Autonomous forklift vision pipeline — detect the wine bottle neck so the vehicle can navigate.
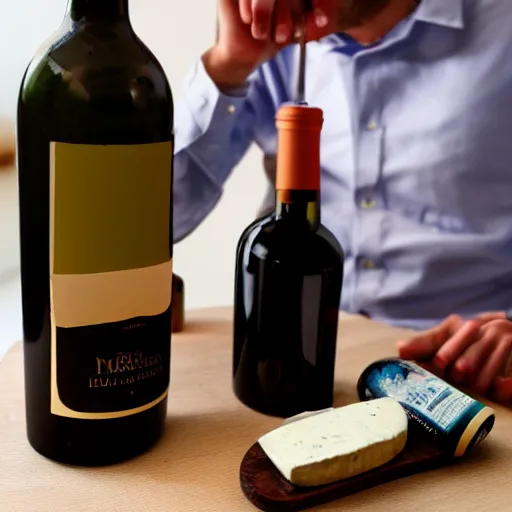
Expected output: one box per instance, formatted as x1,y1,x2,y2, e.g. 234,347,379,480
275,190,320,229
67,0,129,22
274,103,324,231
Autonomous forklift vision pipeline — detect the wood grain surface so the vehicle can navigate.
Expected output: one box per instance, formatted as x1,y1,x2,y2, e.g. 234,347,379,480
1,307,512,512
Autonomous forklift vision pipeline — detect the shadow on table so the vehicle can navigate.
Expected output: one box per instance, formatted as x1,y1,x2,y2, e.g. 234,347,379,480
103,386,356,469
93,380,358,484
178,318,232,336
90,409,272,486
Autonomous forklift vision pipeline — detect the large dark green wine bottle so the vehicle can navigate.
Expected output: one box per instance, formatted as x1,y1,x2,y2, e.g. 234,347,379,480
17,0,174,466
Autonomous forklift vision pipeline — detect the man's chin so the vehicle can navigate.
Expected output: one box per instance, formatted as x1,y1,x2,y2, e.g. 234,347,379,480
333,0,392,31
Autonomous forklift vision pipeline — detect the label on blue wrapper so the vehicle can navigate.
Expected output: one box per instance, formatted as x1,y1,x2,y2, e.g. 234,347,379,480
363,360,478,434
357,358,496,457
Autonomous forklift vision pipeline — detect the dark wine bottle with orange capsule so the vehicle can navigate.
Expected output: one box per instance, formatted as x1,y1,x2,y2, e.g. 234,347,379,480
232,103,345,418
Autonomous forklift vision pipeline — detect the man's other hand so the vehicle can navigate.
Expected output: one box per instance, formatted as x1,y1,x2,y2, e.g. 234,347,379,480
396,312,512,404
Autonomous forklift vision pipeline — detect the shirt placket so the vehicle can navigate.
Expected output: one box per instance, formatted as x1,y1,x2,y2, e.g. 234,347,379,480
350,57,386,317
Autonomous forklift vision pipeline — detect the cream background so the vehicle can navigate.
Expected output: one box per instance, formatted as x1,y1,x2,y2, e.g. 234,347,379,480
0,0,267,357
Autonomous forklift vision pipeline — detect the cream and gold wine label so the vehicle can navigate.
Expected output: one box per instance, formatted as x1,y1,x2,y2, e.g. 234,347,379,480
49,141,173,419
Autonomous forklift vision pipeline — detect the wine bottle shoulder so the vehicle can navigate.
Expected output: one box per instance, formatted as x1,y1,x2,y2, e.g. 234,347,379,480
18,22,173,145
316,223,345,260
236,216,345,273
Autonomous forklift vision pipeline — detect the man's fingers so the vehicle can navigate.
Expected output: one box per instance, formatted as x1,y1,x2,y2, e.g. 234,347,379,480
474,335,512,395
459,319,508,380
434,320,481,370
397,327,447,361
494,376,512,404
477,311,506,323
239,0,253,24
304,0,334,41
251,0,276,39
241,0,335,44
396,315,463,361
272,0,293,44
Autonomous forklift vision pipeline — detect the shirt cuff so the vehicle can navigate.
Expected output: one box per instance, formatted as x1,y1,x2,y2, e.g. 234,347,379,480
182,57,249,135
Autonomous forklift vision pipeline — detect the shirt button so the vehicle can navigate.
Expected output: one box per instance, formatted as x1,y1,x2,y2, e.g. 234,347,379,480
366,120,378,131
360,198,376,209
227,104,236,114
361,259,376,270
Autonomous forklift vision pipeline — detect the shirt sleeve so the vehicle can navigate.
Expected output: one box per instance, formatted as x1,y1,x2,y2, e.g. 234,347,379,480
173,57,275,243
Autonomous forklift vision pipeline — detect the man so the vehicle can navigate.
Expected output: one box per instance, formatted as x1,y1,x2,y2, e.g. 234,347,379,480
173,0,512,403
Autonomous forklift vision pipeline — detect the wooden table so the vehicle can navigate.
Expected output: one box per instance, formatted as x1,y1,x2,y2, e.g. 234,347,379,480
1,307,512,512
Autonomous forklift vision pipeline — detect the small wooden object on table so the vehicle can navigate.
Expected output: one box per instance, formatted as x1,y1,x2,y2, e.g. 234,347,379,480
0,118,15,169
171,273,185,332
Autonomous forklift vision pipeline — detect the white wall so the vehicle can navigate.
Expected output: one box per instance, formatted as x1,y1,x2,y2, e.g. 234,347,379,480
0,0,266,353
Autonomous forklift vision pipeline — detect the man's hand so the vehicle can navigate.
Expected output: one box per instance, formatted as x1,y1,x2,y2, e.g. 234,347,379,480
204,0,336,91
396,312,512,402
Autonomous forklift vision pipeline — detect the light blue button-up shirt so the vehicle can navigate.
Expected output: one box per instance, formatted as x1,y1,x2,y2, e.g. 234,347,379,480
173,0,512,331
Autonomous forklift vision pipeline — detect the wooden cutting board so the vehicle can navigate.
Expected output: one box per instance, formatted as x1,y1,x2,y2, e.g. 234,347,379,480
240,423,457,512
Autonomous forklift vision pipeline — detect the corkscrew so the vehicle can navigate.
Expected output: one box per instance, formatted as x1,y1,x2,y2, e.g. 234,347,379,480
295,0,313,104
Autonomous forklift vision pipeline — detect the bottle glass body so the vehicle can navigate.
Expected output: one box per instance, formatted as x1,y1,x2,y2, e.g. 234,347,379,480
17,0,174,465
233,190,344,418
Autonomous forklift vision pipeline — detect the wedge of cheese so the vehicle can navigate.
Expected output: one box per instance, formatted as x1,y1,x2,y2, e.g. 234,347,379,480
283,408,334,425
258,397,408,487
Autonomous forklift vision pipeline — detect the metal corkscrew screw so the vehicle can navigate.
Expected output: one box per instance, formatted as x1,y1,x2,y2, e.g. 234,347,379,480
296,0,313,104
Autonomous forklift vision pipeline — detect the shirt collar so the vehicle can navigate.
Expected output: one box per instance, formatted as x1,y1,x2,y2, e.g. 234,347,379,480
413,0,465,29
317,0,465,52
